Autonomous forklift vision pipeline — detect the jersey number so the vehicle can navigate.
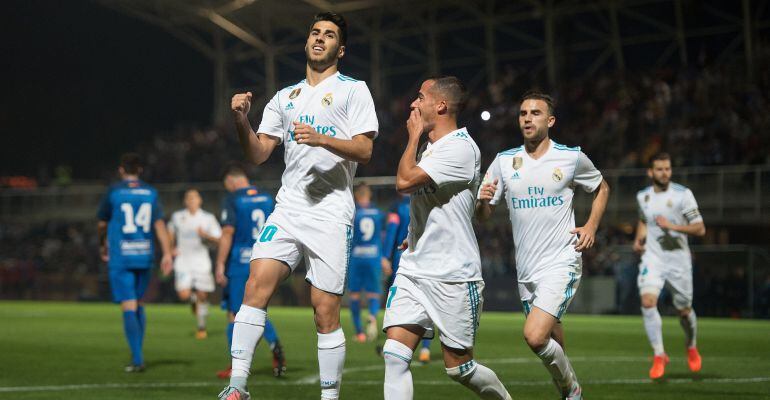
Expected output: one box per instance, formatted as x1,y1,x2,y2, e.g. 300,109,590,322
251,209,266,240
359,217,375,241
121,202,152,233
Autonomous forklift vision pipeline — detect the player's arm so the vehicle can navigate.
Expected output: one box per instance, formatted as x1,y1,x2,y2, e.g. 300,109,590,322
572,178,611,251
97,220,108,262
396,109,432,193
215,226,234,285
475,179,498,221
654,217,705,237
293,126,375,164
154,220,174,276
633,220,647,254
232,92,281,165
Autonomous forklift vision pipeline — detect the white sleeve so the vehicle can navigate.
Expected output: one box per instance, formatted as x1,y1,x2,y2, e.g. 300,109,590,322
206,214,223,239
167,212,178,234
637,195,647,223
256,92,285,144
418,138,476,187
347,82,379,138
574,151,603,193
478,155,505,206
681,189,703,224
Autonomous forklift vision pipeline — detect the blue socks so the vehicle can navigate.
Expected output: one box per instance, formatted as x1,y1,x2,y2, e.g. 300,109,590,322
422,338,431,349
367,297,380,318
136,306,146,347
227,322,235,352
263,319,279,346
122,311,144,366
350,299,363,334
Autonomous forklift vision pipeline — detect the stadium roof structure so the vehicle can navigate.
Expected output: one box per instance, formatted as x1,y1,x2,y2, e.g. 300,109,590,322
98,0,768,124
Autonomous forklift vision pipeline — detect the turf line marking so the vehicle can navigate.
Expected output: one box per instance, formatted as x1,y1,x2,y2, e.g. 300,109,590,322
1,376,769,392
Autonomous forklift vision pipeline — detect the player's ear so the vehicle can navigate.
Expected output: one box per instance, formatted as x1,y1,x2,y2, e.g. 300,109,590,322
437,100,448,115
547,115,556,128
337,45,345,59
647,169,653,179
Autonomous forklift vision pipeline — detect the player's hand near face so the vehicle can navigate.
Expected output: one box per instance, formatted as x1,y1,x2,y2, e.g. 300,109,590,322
478,179,499,203
406,108,424,141
231,92,252,116
215,262,228,286
293,122,326,146
571,223,598,251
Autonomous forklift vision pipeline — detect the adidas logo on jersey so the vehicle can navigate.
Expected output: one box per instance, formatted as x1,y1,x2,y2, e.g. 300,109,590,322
511,172,521,180
285,102,295,110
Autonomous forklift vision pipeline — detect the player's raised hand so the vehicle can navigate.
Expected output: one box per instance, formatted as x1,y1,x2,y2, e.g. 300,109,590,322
478,179,499,202
654,215,671,230
406,108,424,140
231,92,252,116
571,224,597,252
293,122,326,147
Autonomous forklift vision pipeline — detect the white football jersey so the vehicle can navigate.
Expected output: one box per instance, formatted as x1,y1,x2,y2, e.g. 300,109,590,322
636,182,702,267
257,72,379,225
397,128,483,282
482,140,603,282
168,209,222,270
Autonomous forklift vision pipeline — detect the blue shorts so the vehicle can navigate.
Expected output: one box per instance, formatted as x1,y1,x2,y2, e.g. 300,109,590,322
222,275,248,314
109,267,152,303
347,257,382,294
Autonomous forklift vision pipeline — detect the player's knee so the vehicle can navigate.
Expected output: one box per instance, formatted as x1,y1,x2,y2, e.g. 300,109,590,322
523,330,548,352
349,292,361,301
678,307,691,318
641,296,657,309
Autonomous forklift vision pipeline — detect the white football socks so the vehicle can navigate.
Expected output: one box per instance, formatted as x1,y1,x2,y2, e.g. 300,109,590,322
196,301,208,330
383,339,414,400
230,305,267,389
680,309,697,348
642,306,665,355
318,328,346,400
446,360,512,400
537,338,577,395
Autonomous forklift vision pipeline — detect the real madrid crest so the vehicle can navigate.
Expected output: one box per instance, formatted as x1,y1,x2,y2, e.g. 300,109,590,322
666,199,673,208
289,88,301,99
644,194,650,203
321,92,333,107
512,157,523,170
552,167,563,182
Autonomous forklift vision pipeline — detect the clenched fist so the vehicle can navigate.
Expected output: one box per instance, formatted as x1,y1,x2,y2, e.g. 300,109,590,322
478,178,498,202
231,92,253,116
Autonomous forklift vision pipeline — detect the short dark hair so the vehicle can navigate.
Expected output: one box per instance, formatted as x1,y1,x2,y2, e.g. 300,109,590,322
427,75,468,115
222,162,248,180
649,152,671,167
520,91,556,116
311,12,347,46
120,153,142,175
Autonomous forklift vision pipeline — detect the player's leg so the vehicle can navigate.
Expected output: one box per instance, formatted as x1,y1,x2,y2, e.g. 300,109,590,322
348,259,365,341
227,259,290,392
195,289,210,339
551,321,565,350
110,268,149,372
365,258,383,341
524,307,579,398
261,318,286,377
669,272,701,372
638,263,668,378
383,325,423,400
418,339,432,363
310,286,346,400
438,281,510,400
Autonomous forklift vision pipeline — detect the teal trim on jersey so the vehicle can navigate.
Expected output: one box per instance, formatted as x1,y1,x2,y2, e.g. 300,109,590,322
468,282,480,342
522,300,531,316
386,286,397,308
552,142,581,152
557,272,578,319
337,74,359,82
671,183,687,192
498,146,523,156
383,351,411,363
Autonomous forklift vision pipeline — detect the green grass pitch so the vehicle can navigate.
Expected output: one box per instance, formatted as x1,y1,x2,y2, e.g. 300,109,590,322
1,301,768,399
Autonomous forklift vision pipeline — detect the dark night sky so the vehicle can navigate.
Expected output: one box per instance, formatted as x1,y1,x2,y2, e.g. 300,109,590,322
1,1,213,179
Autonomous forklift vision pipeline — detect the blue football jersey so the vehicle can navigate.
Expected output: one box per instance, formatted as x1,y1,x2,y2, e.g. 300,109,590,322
351,204,385,259
221,186,275,277
383,195,410,263
97,179,163,269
